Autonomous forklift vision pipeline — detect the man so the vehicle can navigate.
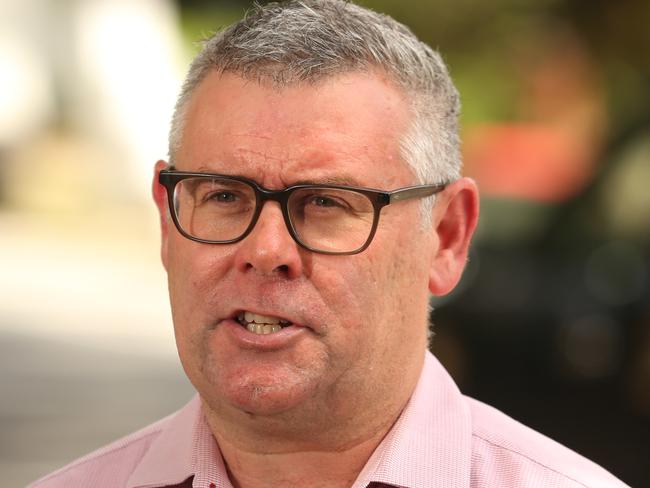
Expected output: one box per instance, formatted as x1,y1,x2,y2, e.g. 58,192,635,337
31,1,629,487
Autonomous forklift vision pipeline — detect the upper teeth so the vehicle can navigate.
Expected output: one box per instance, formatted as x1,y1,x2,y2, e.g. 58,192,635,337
237,311,291,334
241,311,290,325
238,311,291,335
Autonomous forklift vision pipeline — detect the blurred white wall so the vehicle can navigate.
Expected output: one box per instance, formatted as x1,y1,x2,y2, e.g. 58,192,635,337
0,0,184,202
0,4,195,486
0,0,188,353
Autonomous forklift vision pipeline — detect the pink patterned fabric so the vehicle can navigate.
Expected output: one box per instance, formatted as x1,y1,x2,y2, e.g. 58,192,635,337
29,352,629,488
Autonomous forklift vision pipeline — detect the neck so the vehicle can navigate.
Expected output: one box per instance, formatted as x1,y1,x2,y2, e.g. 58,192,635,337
201,376,417,488
201,343,427,488
212,428,390,488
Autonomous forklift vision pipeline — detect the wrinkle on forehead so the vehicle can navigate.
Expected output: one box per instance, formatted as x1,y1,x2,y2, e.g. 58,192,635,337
190,139,408,189
177,71,415,189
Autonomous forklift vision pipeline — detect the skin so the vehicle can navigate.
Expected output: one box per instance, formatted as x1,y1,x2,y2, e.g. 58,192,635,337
153,70,479,488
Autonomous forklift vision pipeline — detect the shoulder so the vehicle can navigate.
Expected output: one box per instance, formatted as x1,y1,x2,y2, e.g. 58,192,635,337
467,397,630,488
27,415,171,488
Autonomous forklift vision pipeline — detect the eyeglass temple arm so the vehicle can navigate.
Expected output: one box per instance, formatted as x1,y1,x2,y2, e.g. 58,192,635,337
388,184,446,203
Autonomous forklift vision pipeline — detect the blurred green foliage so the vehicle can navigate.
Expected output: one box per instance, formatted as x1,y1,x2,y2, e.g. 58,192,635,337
178,0,649,132
178,2,248,57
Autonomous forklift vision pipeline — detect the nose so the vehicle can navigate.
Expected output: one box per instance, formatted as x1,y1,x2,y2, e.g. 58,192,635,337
233,201,304,279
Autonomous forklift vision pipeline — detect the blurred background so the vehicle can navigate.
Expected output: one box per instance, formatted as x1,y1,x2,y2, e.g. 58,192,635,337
0,0,648,486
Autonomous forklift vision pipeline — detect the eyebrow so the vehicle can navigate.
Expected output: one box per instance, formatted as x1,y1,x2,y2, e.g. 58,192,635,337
292,175,367,187
188,165,369,189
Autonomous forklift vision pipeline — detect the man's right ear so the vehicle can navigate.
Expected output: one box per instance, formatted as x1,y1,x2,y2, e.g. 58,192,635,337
152,160,170,270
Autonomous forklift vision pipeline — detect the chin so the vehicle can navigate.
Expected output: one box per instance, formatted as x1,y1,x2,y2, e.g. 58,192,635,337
201,361,321,418
228,384,309,416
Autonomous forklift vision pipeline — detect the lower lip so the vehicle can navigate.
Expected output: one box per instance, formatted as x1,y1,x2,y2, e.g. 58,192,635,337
220,318,310,350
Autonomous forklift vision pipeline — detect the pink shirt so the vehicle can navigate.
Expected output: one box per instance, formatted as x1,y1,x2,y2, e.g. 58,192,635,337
29,352,629,488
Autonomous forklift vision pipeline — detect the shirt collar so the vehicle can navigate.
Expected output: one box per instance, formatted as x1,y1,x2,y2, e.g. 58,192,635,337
352,351,473,488
191,406,233,488
127,395,213,488
127,351,471,488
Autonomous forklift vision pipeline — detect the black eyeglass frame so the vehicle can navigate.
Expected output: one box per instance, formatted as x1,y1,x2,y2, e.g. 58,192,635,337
158,168,447,255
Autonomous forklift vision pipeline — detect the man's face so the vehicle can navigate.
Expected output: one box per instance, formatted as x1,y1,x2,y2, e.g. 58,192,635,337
156,71,439,432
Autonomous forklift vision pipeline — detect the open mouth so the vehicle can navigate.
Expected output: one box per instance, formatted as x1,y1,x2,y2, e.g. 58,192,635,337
235,311,293,335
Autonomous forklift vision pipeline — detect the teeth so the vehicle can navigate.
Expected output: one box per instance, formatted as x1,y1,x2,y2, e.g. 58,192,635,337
247,324,282,335
240,311,290,335
245,311,283,324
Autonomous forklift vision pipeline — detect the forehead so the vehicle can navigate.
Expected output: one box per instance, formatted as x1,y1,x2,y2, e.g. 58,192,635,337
176,70,415,187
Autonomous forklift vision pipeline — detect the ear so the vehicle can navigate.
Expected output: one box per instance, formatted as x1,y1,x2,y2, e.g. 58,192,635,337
428,177,479,296
152,160,171,270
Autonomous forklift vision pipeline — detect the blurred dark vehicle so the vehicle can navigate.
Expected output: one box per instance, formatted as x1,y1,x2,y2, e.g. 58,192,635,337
432,121,650,486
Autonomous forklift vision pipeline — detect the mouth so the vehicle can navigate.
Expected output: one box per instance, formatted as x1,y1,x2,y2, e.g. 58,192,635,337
235,311,293,335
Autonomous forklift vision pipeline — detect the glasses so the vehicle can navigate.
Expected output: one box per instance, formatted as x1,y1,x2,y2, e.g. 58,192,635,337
158,169,446,255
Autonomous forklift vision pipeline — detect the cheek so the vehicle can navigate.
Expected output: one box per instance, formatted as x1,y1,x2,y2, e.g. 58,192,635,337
166,237,235,348
313,254,395,352
166,239,239,392
168,237,232,304
363,224,432,330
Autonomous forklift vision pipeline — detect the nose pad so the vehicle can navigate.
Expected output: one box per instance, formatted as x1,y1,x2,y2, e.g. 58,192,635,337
233,202,303,278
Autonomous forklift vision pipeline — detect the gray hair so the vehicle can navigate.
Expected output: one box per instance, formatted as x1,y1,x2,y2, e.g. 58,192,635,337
169,0,461,203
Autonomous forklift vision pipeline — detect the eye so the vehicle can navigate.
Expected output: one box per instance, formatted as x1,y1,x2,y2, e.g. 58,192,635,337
304,194,353,212
310,195,342,208
208,191,237,203
291,188,372,220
